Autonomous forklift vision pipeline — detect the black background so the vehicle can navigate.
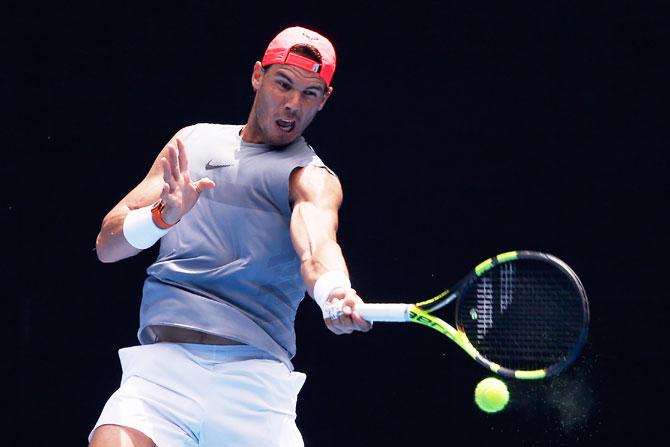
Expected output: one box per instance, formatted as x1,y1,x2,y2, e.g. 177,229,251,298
6,0,667,445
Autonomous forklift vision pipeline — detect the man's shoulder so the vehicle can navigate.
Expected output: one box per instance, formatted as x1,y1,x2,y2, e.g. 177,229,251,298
185,123,243,134
284,138,337,177
286,136,323,158
177,123,245,145
289,163,343,206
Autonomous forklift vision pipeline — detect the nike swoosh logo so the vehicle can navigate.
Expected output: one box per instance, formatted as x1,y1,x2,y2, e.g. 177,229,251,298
205,160,234,170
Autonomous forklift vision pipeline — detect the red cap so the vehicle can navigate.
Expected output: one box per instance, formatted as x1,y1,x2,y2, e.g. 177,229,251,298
261,26,336,87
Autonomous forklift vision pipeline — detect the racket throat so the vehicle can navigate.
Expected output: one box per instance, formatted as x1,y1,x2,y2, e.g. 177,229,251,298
422,291,459,313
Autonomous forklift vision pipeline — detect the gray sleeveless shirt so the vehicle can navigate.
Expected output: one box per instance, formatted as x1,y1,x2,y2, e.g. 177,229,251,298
138,123,327,369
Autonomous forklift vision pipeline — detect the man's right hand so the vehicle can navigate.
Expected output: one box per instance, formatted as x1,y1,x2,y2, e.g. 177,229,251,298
159,138,216,224
323,288,373,335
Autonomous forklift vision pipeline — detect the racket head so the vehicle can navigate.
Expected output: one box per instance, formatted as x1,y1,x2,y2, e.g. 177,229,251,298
418,251,589,379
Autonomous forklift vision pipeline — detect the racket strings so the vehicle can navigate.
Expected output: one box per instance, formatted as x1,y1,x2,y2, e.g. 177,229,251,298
457,260,586,372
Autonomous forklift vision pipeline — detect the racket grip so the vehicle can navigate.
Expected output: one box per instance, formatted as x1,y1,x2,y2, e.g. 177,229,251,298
323,302,411,322
353,303,411,322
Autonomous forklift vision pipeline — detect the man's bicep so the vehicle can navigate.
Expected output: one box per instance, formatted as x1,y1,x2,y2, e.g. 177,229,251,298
289,166,343,262
289,166,349,292
289,165,343,211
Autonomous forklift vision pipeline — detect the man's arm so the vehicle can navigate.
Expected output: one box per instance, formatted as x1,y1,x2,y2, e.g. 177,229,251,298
289,165,371,334
95,128,215,263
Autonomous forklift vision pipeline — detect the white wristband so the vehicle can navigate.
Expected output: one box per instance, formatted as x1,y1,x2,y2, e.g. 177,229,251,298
313,271,351,311
122,205,170,249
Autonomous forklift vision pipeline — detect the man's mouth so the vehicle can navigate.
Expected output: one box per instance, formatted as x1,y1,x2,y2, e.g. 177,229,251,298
276,119,296,133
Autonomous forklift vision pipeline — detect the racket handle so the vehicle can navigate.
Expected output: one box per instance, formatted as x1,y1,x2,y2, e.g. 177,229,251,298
324,302,411,322
357,303,411,322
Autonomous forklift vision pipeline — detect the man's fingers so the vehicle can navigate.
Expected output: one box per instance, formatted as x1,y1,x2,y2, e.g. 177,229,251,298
324,313,353,335
351,299,373,331
166,144,180,181
161,182,170,200
324,309,360,335
194,177,216,191
336,313,354,333
331,323,352,335
161,158,176,189
325,320,344,335
190,178,216,197
323,289,372,335
352,312,373,332
176,138,189,174
339,292,358,316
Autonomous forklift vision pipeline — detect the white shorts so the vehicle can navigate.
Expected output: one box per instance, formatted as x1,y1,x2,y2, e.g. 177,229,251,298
89,343,306,447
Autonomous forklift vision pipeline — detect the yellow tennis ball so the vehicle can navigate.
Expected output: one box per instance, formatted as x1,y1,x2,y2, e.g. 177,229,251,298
474,377,509,413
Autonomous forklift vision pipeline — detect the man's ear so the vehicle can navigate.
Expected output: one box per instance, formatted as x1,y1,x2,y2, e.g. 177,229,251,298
251,61,265,92
319,86,334,111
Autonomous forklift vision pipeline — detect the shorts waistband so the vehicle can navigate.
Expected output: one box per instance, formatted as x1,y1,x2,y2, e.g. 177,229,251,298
150,325,244,345
144,341,279,364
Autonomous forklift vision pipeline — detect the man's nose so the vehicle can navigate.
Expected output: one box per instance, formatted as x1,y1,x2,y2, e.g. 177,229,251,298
284,90,302,111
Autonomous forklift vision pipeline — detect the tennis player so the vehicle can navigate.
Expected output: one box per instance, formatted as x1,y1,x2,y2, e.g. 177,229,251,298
89,26,371,447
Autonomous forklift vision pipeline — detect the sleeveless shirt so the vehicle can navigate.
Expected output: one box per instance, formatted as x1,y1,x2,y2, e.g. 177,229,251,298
138,123,328,369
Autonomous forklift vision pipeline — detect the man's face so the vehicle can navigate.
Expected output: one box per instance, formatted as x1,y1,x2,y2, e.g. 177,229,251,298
245,62,332,146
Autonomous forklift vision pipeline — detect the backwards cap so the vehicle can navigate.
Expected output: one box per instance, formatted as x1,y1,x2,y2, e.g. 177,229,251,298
261,26,336,87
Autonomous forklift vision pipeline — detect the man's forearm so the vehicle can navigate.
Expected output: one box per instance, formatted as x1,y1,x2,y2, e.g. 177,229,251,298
300,240,349,297
95,207,143,263
290,200,348,295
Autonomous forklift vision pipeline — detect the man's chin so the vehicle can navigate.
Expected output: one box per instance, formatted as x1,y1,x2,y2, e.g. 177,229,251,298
268,131,300,146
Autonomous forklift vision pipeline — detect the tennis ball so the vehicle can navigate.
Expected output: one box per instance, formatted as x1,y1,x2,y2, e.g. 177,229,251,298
474,377,509,413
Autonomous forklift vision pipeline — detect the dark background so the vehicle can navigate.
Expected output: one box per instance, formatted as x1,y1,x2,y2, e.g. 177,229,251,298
6,0,667,445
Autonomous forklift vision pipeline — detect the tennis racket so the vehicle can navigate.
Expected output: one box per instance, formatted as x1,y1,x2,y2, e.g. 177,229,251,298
326,250,589,379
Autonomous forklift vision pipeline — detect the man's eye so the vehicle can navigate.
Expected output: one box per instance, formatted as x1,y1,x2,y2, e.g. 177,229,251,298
304,90,318,97
277,80,290,89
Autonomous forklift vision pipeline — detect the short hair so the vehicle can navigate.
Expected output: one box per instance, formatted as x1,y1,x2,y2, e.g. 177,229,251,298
289,44,322,63
263,44,322,70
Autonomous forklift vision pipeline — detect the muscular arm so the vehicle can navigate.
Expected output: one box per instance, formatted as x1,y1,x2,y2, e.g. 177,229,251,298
95,127,214,263
289,165,346,293
289,165,370,334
